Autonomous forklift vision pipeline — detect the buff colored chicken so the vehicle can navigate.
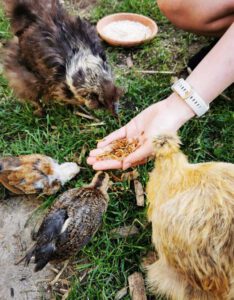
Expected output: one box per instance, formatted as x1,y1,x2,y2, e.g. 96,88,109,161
146,134,234,300
0,154,80,195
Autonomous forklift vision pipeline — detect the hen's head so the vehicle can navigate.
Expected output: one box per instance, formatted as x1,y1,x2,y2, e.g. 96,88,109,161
66,48,123,115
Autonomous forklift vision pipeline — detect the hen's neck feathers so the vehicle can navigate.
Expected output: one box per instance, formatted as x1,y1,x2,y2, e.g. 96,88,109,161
155,151,188,175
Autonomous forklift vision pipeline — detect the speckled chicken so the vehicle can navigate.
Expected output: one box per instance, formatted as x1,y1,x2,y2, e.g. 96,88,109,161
3,0,122,116
21,172,109,271
146,134,234,300
0,154,80,195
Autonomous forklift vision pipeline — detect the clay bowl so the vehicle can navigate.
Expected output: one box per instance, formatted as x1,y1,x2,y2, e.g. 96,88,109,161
96,13,158,47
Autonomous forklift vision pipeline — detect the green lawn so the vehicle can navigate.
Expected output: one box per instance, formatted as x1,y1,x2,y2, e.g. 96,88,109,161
0,0,233,299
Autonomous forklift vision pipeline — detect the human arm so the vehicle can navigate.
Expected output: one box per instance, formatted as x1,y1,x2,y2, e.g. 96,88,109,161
87,23,234,170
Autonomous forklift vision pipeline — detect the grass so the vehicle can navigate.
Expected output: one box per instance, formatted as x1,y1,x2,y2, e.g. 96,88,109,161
0,1,234,299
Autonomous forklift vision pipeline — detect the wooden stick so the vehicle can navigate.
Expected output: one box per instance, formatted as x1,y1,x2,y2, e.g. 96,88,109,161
128,272,147,300
75,111,100,122
134,180,145,207
84,122,106,127
50,260,69,286
220,92,231,101
110,225,139,238
115,287,128,300
135,70,176,75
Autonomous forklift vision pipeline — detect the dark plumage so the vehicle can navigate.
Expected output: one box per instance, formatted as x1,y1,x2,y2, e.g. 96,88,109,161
3,0,122,116
0,154,80,195
21,172,109,271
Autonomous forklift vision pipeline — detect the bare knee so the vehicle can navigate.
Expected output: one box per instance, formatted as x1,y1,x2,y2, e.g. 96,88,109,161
157,0,201,31
157,0,234,35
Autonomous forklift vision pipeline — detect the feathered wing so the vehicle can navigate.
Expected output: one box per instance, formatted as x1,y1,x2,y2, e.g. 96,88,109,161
0,155,59,194
24,208,69,272
50,188,107,261
149,162,234,298
3,0,61,35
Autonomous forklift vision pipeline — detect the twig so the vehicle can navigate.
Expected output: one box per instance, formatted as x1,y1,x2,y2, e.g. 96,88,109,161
78,145,88,164
115,287,128,300
110,225,139,238
135,70,176,75
134,180,145,207
50,267,60,274
50,260,69,286
126,56,134,68
220,93,231,101
75,111,100,122
84,122,105,127
128,272,147,300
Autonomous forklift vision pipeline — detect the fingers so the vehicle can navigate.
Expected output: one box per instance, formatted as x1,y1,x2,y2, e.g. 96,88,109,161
89,146,112,158
131,158,148,168
87,141,153,171
122,142,153,170
97,127,126,148
87,157,122,170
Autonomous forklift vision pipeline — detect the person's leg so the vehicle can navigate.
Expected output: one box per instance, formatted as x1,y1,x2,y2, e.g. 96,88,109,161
157,0,234,36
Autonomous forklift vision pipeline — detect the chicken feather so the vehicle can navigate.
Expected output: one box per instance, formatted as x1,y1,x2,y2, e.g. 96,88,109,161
20,172,109,271
146,134,234,300
0,154,80,195
3,0,123,115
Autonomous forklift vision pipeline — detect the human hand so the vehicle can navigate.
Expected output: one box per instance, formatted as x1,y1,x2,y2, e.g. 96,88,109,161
87,94,195,170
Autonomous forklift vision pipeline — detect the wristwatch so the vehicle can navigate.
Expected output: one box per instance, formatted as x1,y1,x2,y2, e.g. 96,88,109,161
172,79,209,117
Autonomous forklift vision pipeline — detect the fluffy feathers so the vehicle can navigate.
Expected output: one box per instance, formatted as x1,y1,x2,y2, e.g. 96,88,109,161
3,0,122,115
146,133,234,300
21,172,109,271
0,154,80,195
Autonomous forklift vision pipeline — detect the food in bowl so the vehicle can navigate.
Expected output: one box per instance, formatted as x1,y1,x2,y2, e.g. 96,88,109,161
97,13,158,47
102,20,151,42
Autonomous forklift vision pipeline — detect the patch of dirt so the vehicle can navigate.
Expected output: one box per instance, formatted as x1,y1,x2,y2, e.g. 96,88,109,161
0,196,53,300
63,0,98,17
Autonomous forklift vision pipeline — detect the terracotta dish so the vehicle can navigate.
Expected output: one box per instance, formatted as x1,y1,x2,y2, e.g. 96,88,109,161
97,13,158,47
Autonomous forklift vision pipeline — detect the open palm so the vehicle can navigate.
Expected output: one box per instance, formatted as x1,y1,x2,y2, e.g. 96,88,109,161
87,97,193,170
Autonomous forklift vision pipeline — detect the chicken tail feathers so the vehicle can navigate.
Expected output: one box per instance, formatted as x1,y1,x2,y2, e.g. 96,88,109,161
153,134,182,157
33,243,56,272
16,242,56,272
4,0,38,36
3,0,61,36
14,244,36,266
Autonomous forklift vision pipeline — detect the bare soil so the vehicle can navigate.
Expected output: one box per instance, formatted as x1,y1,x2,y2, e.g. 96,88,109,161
63,0,98,17
0,196,53,300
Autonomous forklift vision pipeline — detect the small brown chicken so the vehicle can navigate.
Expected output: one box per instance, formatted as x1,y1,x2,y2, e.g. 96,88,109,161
3,0,122,116
20,172,109,271
0,154,80,195
146,134,234,300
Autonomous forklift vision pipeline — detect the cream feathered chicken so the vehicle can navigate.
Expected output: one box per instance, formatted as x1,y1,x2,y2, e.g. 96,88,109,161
146,134,234,300
0,154,79,195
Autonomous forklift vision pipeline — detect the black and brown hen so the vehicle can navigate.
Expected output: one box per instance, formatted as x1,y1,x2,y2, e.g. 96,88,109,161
3,0,122,115
21,172,109,271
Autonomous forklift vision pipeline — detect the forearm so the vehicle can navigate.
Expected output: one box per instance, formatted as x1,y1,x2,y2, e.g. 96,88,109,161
186,23,234,103
164,23,234,127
